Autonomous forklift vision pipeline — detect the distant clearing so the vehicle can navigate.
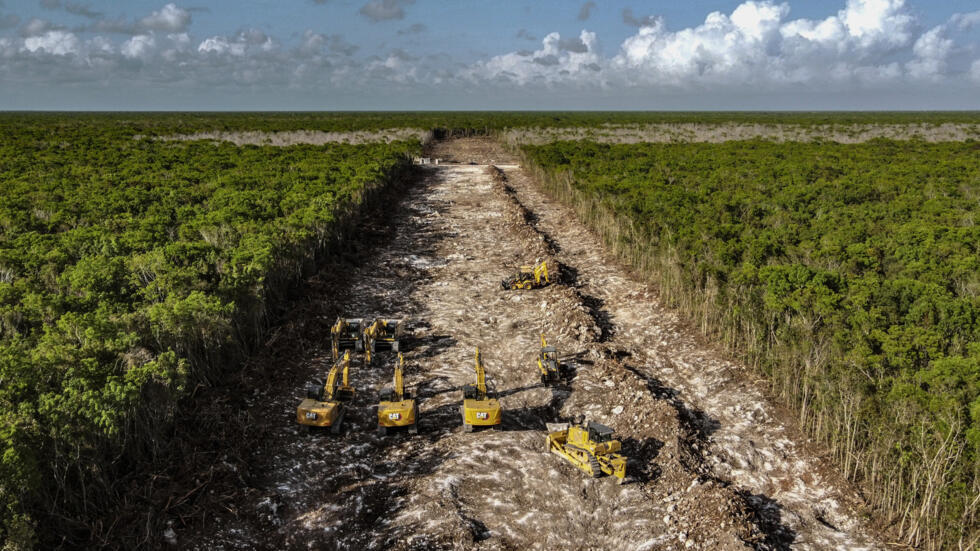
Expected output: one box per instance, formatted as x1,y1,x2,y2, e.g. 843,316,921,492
160,128,432,145
504,122,980,144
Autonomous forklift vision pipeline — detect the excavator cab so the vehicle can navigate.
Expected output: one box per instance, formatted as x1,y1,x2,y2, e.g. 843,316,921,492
461,348,501,432
587,422,614,444
297,351,355,434
364,319,404,365
501,260,551,290
331,318,365,360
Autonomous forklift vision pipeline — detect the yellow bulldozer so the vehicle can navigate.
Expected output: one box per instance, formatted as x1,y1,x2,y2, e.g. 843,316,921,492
501,260,551,290
537,334,564,385
297,350,356,434
377,353,418,436
547,420,627,481
461,348,501,432
331,317,365,360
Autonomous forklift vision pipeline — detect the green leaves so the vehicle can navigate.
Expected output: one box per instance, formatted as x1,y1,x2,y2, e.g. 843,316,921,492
524,137,980,548
0,117,419,546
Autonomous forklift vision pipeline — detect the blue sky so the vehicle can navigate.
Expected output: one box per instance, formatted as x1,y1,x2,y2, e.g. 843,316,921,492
0,0,978,109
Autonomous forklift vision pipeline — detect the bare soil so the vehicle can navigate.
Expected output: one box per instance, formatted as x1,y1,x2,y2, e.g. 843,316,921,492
155,139,883,551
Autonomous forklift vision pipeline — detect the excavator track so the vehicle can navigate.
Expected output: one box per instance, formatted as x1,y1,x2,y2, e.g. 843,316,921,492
588,454,602,478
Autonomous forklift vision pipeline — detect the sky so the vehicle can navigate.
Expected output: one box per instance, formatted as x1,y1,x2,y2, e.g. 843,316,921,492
0,0,978,110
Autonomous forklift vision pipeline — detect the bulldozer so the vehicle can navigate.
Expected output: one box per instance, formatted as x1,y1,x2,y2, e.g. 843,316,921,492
461,348,501,432
364,318,404,354
501,260,551,290
537,334,564,385
297,350,356,434
377,353,418,436
331,317,365,360
546,420,627,482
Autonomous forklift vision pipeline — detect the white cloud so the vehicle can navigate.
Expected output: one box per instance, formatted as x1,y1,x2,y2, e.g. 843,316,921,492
197,31,277,57
469,30,602,85
906,26,953,80
121,34,155,59
0,0,976,109
23,30,79,55
612,0,920,87
198,36,245,56
140,3,190,32
949,11,980,31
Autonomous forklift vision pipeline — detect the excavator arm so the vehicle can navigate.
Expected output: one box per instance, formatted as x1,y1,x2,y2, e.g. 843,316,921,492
474,348,487,397
534,261,549,284
394,353,405,401
323,363,340,401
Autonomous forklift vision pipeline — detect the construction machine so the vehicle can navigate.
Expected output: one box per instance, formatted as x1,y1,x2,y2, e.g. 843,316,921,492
364,318,404,354
377,353,418,436
501,260,551,290
297,350,356,434
461,348,501,432
537,334,563,385
331,317,365,360
547,420,627,481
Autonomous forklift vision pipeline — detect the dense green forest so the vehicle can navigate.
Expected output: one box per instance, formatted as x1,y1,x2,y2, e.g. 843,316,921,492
521,140,980,549
2,113,980,548
4,111,980,137
0,117,418,547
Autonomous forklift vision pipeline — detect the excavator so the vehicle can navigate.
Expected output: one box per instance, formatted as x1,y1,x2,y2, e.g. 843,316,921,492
461,348,501,432
501,260,551,290
364,318,404,355
331,318,365,360
537,334,563,385
377,353,418,436
296,350,356,434
547,419,627,482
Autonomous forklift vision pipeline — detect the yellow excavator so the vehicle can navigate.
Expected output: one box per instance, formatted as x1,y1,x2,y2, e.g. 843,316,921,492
331,318,365,360
364,318,404,365
461,348,501,432
537,334,563,385
547,420,627,482
501,260,551,290
377,353,418,436
296,350,355,434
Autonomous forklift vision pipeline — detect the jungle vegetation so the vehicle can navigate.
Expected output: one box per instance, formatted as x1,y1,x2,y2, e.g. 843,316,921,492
521,139,980,550
0,115,418,547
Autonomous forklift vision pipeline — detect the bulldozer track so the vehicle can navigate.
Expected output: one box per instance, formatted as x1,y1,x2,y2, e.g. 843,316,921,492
171,139,884,551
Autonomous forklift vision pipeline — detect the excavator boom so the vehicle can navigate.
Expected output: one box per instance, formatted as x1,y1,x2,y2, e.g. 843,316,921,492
474,347,487,397
394,355,404,401
377,352,417,434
